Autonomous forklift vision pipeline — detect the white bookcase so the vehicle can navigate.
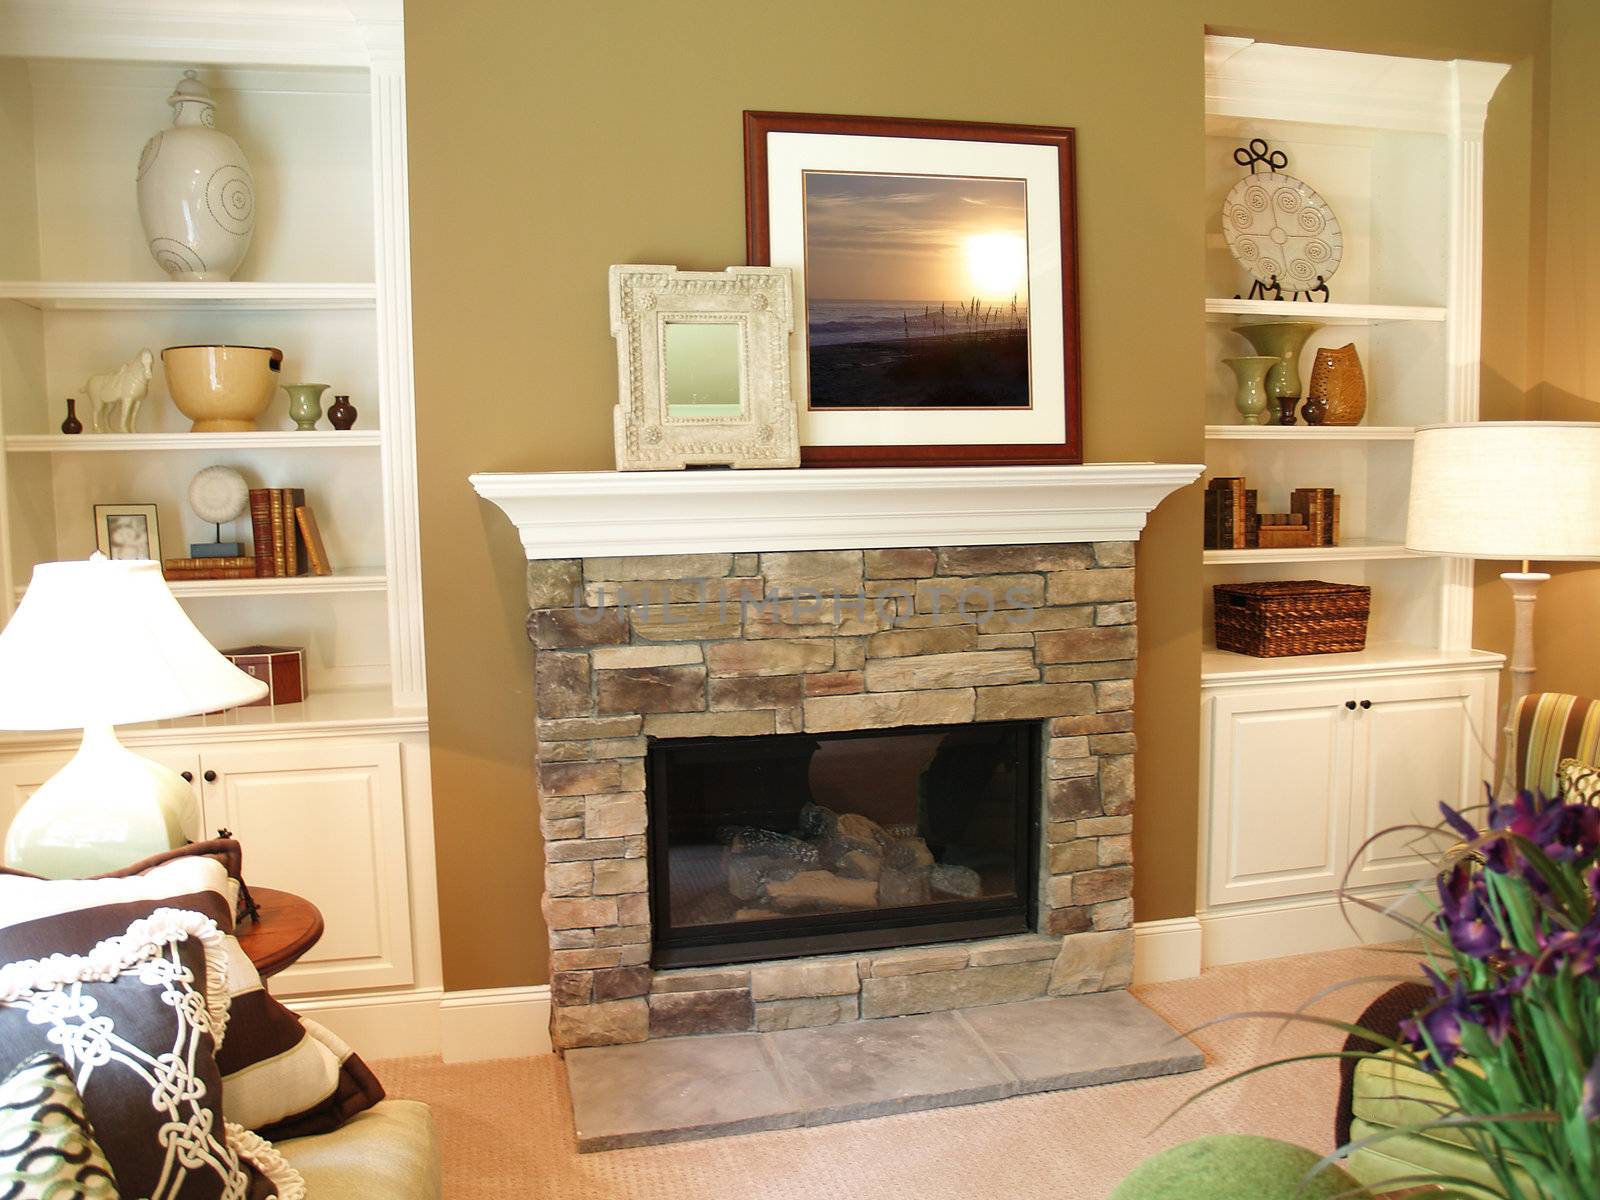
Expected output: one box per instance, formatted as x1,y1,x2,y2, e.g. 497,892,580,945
0,0,441,1042
1197,38,1508,965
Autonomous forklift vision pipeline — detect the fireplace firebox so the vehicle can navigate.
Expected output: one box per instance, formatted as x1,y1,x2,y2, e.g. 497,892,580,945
647,721,1039,968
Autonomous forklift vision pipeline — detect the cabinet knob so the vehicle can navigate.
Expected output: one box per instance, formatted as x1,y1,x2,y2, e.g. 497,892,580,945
203,769,218,784
181,771,194,783
1345,700,1357,710
1359,699,1372,710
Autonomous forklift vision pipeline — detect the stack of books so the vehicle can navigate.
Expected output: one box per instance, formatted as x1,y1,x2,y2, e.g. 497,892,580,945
1204,477,1259,550
163,555,256,581
1204,476,1342,551
249,487,333,578
1290,487,1341,547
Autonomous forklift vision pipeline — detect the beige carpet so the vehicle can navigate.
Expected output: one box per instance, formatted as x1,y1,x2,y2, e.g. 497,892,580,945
375,944,1413,1200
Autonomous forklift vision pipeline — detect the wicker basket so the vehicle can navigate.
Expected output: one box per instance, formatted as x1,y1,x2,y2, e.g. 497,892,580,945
1213,580,1371,657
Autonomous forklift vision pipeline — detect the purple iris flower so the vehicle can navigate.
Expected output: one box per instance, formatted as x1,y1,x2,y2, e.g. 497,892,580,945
1535,915,1600,977
1400,966,1514,1070
1437,862,1502,959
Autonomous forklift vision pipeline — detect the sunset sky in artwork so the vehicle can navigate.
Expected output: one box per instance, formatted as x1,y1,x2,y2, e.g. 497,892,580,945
803,171,1030,303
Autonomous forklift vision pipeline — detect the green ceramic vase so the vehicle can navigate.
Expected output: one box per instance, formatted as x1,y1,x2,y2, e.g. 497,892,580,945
282,383,330,432
1222,356,1277,425
1234,322,1319,423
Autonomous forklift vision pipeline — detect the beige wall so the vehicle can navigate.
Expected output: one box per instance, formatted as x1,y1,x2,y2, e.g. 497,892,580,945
1471,0,1599,712
405,0,1548,990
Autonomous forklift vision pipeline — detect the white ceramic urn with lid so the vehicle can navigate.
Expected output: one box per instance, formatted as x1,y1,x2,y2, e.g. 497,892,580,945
136,70,257,281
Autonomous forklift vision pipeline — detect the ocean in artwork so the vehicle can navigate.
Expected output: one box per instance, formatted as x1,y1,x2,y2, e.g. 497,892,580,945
803,171,1032,410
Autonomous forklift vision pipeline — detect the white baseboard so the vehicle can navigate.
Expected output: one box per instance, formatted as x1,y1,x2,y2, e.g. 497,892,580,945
289,988,446,1059
1132,916,1203,984
1199,888,1425,968
440,985,552,1062
283,984,553,1062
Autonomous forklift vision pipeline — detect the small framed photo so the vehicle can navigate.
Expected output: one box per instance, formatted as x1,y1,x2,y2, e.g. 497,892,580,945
609,264,797,470
94,503,161,562
744,111,1082,466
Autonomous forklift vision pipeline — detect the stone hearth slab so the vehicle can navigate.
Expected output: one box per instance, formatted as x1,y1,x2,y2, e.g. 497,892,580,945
565,1033,801,1150
563,991,1203,1151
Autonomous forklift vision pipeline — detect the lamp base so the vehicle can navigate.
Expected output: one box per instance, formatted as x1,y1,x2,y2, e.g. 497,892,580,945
2,724,199,878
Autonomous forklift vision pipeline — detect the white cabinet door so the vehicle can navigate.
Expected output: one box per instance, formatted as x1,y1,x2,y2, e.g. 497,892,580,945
197,740,412,995
1346,673,1495,890
1206,683,1356,907
0,748,203,838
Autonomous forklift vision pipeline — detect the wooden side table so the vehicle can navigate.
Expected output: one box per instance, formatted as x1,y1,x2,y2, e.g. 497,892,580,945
236,887,324,978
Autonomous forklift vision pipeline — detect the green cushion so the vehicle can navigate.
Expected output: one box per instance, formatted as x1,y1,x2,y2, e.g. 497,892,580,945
1110,1135,1359,1200
275,1099,440,1200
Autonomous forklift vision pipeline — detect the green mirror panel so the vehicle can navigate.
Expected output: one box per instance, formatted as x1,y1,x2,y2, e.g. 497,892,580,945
663,322,743,417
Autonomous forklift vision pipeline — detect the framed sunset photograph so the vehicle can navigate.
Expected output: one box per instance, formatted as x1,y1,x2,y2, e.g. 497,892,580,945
745,111,1081,465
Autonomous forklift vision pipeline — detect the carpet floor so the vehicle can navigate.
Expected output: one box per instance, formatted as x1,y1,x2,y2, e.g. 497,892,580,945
375,943,1416,1200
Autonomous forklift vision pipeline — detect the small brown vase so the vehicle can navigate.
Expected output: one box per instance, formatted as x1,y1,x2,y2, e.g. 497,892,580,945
60,398,83,435
327,394,358,431
1307,343,1367,425
1277,397,1299,426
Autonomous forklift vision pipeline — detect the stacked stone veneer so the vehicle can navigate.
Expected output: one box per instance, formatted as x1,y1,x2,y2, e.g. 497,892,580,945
527,543,1139,1051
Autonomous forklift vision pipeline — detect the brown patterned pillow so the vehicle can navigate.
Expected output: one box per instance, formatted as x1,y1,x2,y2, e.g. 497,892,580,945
0,845,383,1139
0,1053,119,1198
0,905,300,1199
1559,757,1600,805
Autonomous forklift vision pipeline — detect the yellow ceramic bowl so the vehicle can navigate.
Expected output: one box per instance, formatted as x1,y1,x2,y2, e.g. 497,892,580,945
161,344,283,432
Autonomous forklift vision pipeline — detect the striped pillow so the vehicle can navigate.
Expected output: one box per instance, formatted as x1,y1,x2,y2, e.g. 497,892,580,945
0,842,383,1139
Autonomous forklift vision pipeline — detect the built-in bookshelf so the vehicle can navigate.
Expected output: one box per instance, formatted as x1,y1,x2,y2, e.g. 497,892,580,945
0,52,422,713
1200,38,1508,682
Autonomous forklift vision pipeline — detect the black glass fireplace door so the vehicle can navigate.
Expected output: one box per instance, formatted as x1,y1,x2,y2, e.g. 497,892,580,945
647,721,1039,968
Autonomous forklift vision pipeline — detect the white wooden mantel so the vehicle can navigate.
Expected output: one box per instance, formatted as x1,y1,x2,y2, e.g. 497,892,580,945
471,464,1202,560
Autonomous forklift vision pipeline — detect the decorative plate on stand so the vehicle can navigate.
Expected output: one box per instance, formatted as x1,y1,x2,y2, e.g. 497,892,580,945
1222,144,1343,299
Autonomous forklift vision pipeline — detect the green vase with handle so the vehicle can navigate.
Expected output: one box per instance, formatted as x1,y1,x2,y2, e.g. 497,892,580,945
1233,322,1319,424
282,383,330,432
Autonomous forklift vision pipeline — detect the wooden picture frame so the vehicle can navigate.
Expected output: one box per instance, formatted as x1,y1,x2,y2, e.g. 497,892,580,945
93,503,161,562
744,111,1082,467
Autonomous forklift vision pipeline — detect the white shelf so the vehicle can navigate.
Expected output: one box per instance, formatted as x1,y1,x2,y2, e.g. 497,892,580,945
1205,425,1416,441
0,281,377,311
6,431,381,452
1206,299,1448,324
11,567,387,601
1204,539,1417,565
1202,642,1504,685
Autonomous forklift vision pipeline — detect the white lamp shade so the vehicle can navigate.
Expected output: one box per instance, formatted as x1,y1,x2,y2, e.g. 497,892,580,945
1406,421,1600,561
0,557,269,730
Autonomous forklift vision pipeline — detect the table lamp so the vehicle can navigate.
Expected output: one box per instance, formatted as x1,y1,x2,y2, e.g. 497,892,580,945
1406,421,1600,793
0,555,269,878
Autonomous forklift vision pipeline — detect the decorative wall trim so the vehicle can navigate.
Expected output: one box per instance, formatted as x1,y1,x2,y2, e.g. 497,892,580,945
0,0,395,66
1205,38,1510,134
287,987,446,1061
472,464,1201,560
1132,916,1203,984
283,985,555,1063
1198,887,1427,968
440,986,553,1062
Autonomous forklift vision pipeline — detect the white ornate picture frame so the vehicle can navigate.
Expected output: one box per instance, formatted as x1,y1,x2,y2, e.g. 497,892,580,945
609,265,797,470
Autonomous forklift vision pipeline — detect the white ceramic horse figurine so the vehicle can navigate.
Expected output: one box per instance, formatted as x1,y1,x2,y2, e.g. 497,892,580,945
85,348,155,433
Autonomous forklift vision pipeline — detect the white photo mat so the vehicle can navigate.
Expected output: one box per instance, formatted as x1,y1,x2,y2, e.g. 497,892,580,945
765,131,1066,448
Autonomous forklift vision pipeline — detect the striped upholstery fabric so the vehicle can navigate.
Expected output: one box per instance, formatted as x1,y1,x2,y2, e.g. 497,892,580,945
1514,692,1600,798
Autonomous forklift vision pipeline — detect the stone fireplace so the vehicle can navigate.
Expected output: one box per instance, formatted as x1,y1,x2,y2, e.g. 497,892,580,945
473,464,1199,1053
